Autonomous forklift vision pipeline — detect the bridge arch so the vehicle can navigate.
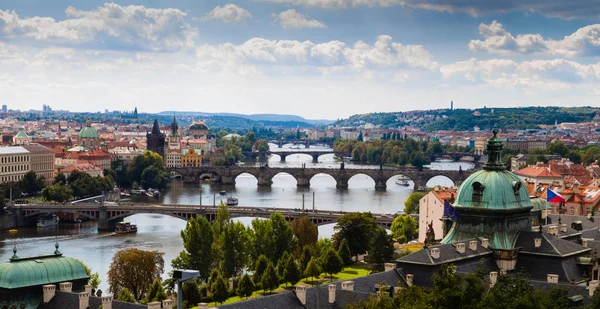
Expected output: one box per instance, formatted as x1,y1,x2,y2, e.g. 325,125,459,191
347,173,377,189
270,172,298,187
384,173,416,189
424,174,457,188
308,172,337,187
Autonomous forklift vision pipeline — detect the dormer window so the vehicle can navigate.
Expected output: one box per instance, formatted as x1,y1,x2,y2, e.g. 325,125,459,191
472,181,485,202
513,181,522,196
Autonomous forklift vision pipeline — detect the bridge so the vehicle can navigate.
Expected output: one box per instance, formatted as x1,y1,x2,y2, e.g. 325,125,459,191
12,203,397,231
169,165,472,191
267,150,347,162
268,139,334,149
431,152,483,162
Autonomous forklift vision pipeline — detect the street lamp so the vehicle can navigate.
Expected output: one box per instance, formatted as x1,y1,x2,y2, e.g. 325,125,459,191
173,269,201,309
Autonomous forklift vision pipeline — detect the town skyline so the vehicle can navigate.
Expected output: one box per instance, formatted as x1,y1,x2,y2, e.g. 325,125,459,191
2,1,600,118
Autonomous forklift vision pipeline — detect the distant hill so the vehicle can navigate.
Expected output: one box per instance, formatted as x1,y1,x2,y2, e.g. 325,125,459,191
335,107,600,131
159,111,333,126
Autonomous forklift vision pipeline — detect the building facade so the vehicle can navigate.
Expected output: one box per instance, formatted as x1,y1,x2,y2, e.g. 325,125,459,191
0,147,30,183
22,144,55,185
188,121,209,138
146,119,166,159
418,187,456,242
181,148,202,167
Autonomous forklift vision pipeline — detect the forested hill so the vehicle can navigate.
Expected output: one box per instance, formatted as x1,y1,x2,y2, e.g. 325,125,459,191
335,107,600,131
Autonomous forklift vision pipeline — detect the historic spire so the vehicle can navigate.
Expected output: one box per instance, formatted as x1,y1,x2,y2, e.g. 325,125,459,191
170,115,178,136
151,119,161,135
483,126,505,171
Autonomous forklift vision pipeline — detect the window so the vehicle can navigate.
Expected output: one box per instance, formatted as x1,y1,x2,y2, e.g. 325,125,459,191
472,181,485,203
570,207,574,215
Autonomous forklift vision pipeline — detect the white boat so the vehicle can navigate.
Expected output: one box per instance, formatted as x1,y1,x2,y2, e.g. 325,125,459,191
396,180,410,187
115,221,138,234
227,197,238,206
37,214,59,227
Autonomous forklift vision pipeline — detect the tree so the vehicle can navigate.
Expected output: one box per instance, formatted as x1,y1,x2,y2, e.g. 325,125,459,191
42,183,73,202
404,192,424,214
140,165,169,190
260,263,280,293
368,227,395,270
127,150,167,187
270,212,297,264
103,168,118,183
547,141,570,157
391,215,418,243
249,219,274,262
223,143,244,165
253,139,270,152
253,255,269,286
53,172,67,185
107,248,164,300
321,248,343,282
337,239,353,266
277,251,291,280
304,258,321,285
291,216,318,252
246,131,257,144
19,170,44,195
143,279,167,304
236,274,255,299
89,272,101,290
116,288,137,303
210,273,229,305
177,216,214,282
299,246,314,274
221,221,250,278
333,212,377,259
283,256,301,286
357,131,363,142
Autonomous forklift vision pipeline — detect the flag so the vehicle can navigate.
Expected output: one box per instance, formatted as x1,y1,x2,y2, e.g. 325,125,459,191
547,188,565,203
443,199,459,221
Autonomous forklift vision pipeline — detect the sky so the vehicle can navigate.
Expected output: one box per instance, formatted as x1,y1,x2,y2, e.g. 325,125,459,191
1,1,600,119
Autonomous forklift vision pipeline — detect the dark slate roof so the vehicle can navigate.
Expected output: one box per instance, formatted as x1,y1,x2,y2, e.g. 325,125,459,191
515,231,590,257
540,224,581,239
218,290,303,309
40,291,147,309
547,214,598,231
529,281,591,305
397,238,492,265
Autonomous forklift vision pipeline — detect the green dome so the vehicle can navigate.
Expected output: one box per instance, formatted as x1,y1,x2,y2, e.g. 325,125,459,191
0,254,89,289
454,169,533,211
79,121,98,139
530,197,549,212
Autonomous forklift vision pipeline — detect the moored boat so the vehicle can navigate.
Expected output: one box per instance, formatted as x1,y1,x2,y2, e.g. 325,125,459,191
115,221,137,234
37,214,59,227
226,197,238,206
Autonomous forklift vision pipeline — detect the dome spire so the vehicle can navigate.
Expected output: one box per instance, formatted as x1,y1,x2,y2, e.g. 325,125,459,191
483,126,505,171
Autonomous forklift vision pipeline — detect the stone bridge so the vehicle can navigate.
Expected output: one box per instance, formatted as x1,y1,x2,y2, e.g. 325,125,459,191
267,151,347,162
268,139,334,148
169,166,472,191
13,203,397,231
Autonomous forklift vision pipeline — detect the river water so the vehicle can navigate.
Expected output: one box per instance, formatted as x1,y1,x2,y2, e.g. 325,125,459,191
0,143,474,291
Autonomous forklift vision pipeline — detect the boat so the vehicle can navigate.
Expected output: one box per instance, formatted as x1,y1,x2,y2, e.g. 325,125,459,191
130,189,145,195
145,189,154,197
120,190,131,197
219,191,227,196
437,159,454,163
37,214,59,227
8,229,17,234
115,221,137,234
153,190,161,198
396,180,410,187
226,197,238,206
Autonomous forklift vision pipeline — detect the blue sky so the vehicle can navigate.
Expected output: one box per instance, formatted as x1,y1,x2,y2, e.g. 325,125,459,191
1,1,600,119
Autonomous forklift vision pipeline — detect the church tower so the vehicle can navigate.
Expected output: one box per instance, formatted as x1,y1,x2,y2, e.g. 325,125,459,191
146,119,166,159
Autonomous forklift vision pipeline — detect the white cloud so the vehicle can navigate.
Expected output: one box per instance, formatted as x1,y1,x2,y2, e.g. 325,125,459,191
259,0,600,19
0,4,198,52
272,9,327,29
469,21,600,57
197,4,252,23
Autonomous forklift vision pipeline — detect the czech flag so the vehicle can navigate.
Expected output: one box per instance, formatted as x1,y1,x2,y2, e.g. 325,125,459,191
547,188,566,203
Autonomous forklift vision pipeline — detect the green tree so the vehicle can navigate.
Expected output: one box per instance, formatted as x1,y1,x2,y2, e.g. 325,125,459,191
270,212,297,264
321,248,343,282
261,262,280,293
140,165,169,190
253,139,270,152
249,218,274,262
253,255,269,286
404,192,424,214
368,227,395,270
107,248,164,300
299,246,314,274
304,258,321,284
42,183,73,202
116,288,137,303
337,239,353,266
221,221,250,278
246,131,257,144
53,172,67,185
333,212,377,259
290,216,318,252
177,216,214,282
236,274,255,299
142,279,167,304
19,170,44,195
547,141,570,157
89,272,101,290
127,150,167,186
390,215,418,243
223,143,244,165
283,256,301,287
277,251,291,280
210,273,229,305
103,168,118,183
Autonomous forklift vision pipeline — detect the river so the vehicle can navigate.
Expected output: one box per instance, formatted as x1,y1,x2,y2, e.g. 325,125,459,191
0,143,474,292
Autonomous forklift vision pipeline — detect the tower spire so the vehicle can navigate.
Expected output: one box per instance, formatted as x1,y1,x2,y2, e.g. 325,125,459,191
151,119,161,135
483,126,505,171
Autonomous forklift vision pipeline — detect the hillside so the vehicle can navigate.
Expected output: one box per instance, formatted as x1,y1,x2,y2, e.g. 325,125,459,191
159,111,333,126
335,107,600,131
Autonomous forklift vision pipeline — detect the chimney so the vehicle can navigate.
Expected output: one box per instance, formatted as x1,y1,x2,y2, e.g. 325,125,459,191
43,284,56,303
489,272,498,288
101,295,113,309
59,282,73,292
430,248,440,259
406,274,414,287
582,238,592,248
590,280,599,297
84,285,92,294
328,284,336,304
548,225,558,236
532,226,541,232
341,281,354,291
198,303,209,309
384,263,396,272
162,299,174,309
455,243,466,254
296,284,308,305
481,238,489,248
469,240,478,251
547,274,559,283
147,301,161,309
560,223,568,233
534,238,542,248
541,209,550,219
79,292,90,309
